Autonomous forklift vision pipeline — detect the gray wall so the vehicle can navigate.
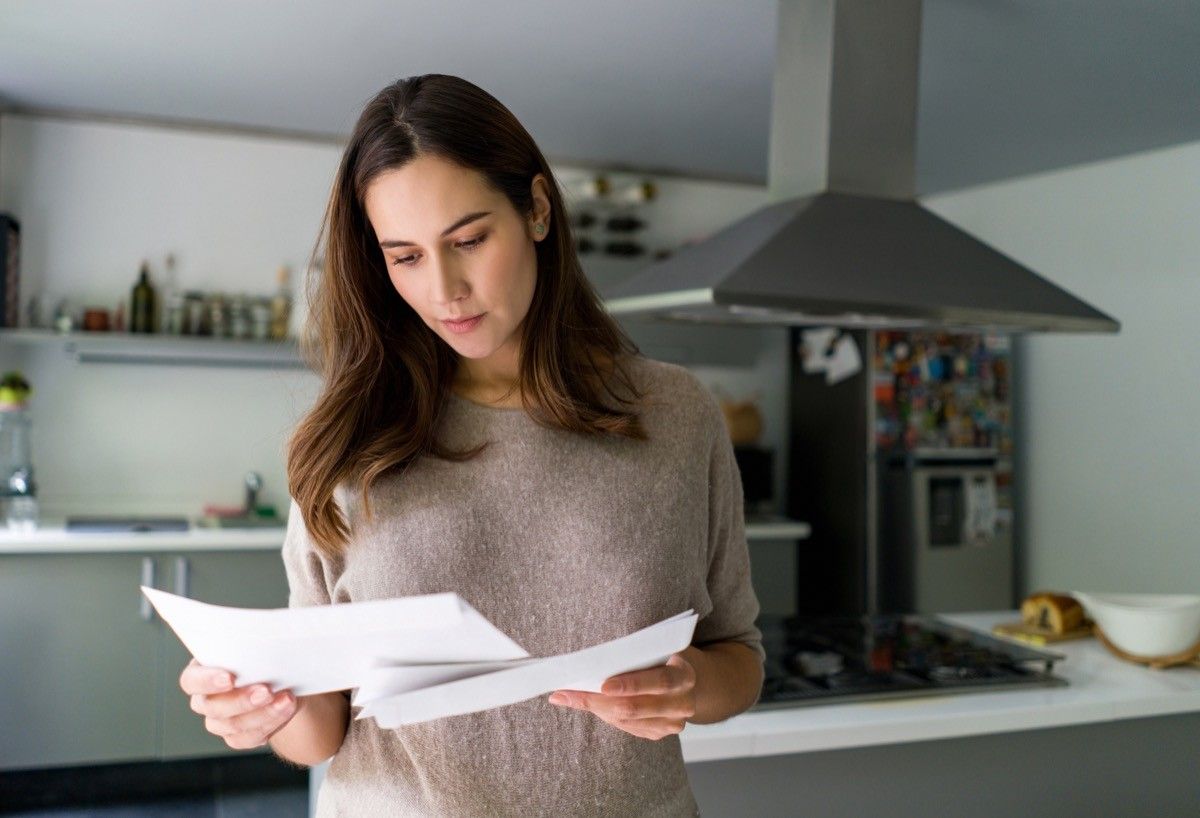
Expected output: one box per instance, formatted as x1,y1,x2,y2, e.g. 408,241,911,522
925,139,1200,598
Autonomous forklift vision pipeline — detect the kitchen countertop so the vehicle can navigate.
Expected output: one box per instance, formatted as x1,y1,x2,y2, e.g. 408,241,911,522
0,515,810,554
678,609,1200,763
310,607,1200,809
0,522,287,553
11,527,1195,759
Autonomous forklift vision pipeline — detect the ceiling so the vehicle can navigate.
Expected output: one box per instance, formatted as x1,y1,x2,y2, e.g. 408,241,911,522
1,0,1197,194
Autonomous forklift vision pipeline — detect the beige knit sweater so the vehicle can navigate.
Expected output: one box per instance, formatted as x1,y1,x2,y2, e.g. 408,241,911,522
281,354,764,817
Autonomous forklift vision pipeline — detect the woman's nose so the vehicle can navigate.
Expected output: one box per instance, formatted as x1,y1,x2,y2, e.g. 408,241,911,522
429,258,469,305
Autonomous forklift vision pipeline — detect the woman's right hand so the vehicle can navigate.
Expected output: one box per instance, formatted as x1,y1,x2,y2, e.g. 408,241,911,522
178,657,299,750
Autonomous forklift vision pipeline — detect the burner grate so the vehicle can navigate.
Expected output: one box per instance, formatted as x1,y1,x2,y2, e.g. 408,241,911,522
752,613,1068,709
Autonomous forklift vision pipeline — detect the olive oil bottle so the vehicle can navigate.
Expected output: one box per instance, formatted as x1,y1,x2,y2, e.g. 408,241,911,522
130,260,156,333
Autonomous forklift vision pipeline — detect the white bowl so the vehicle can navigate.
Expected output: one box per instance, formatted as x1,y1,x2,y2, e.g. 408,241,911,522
1071,591,1200,658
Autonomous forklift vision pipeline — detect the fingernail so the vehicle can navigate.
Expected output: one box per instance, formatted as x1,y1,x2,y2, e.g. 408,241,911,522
215,674,232,689
549,693,567,706
251,687,271,705
273,694,292,711
602,680,623,694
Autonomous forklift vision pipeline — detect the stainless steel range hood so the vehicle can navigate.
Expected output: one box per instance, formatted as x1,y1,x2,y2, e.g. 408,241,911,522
604,0,1120,334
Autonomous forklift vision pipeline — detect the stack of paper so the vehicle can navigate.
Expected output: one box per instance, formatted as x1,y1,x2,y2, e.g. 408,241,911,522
139,586,697,728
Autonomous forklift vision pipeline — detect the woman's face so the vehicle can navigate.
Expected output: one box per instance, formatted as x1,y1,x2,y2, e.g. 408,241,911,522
363,153,550,370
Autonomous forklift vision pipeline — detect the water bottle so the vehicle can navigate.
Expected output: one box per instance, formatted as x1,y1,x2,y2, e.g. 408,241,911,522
0,371,38,531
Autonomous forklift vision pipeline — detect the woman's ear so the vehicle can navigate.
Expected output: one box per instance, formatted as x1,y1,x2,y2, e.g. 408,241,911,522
529,174,552,240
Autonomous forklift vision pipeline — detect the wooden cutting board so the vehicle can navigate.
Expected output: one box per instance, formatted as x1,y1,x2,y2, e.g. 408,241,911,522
992,620,1094,646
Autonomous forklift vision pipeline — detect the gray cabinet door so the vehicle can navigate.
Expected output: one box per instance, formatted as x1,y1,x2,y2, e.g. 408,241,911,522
0,553,159,770
159,549,289,760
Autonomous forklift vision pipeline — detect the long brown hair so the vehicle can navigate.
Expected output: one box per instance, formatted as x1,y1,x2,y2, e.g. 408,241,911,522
288,74,648,558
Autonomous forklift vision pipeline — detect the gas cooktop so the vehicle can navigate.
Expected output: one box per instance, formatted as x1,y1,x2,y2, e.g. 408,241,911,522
751,612,1068,709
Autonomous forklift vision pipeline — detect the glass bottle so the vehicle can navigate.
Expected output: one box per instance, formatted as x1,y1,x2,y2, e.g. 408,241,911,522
161,253,181,334
0,372,38,531
130,260,157,333
270,265,292,340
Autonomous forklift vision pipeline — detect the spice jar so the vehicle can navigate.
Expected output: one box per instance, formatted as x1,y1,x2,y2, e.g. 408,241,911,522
82,308,111,332
229,293,250,340
208,294,228,338
250,300,272,340
183,291,206,335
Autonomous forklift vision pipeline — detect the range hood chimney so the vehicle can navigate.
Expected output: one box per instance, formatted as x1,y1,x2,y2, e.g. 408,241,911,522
604,0,1120,333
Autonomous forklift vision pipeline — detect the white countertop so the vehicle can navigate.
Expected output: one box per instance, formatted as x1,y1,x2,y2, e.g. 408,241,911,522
0,522,286,553
678,609,1200,763
0,516,809,554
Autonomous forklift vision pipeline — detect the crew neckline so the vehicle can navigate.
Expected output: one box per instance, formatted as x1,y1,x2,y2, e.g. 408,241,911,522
448,389,530,415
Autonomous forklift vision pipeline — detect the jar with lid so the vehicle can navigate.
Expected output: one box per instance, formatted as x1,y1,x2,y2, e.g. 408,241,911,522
183,291,206,335
208,293,228,339
163,290,186,335
250,299,272,340
228,293,251,340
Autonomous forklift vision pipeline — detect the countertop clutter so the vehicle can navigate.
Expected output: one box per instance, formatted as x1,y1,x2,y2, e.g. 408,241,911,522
677,609,1200,763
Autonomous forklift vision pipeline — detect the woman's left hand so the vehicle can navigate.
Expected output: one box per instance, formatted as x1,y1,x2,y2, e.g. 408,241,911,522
547,649,698,740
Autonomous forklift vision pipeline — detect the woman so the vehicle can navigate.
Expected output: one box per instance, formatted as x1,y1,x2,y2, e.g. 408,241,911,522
179,73,764,817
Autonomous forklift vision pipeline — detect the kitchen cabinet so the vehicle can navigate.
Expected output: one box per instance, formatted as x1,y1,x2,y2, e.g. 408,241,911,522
0,552,159,770
159,550,289,758
0,547,287,771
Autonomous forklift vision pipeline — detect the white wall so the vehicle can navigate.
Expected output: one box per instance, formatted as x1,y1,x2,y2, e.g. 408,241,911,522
926,140,1200,596
0,113,787,529
0,114,337,517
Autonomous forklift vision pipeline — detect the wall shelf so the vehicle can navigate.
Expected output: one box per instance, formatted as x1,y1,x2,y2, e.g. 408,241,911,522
0,328,309,370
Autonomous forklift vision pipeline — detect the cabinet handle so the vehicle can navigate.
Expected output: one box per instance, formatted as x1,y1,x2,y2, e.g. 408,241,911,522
174,556,190,598
140,557,156,621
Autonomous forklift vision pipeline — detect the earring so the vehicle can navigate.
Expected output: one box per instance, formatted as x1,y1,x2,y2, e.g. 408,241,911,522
534,223,545,234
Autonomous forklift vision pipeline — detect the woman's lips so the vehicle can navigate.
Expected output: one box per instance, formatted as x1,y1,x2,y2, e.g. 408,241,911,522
442,313,485,334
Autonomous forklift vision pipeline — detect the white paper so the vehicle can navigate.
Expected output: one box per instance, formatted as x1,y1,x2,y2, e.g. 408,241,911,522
141,586,699,729
140,586,530,697
351,657,543,704
964,475,999,544
799,327,863,385
800,327,839,373
823,334,862,384
355,610,698,728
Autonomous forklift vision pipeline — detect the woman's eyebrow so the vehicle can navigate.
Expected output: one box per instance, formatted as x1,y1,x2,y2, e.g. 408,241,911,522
379,211,492,248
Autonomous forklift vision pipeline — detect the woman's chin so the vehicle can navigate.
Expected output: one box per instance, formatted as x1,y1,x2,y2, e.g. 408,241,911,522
441,334,494,359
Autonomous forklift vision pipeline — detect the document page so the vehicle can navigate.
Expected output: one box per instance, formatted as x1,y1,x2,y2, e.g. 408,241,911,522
140,586,698,726
356,610,698,727
140,586,530,697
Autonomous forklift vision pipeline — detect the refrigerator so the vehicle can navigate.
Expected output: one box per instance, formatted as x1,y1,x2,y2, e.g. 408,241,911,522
785,328,1017,616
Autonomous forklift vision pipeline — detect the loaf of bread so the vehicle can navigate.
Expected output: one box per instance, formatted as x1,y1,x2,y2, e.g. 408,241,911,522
1020,591,1085,633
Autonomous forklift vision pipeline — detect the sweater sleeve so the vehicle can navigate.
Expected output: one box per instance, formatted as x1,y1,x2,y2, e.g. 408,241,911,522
280,496,333,609
691,394,766,665
281,496,353,704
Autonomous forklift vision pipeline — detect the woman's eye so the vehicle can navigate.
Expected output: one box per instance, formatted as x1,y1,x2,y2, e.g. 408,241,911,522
389,233,487,267
457,233,487,251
